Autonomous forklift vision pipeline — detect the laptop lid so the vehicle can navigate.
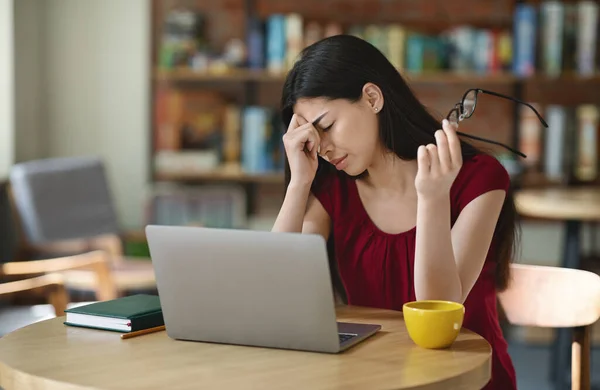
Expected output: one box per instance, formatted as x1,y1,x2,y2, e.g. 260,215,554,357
145,225,341,353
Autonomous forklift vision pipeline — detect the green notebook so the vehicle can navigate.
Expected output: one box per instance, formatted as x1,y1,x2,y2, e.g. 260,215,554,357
64,294,164,333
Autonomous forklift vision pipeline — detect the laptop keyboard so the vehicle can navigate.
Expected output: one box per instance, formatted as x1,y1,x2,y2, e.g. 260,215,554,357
339,333,357,344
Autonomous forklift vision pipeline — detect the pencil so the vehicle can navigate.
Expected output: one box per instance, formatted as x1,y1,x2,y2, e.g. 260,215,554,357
120,325,166,339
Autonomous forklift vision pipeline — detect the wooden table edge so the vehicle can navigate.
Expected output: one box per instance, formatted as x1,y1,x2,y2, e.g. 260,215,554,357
515,188,600,221
0,308,493,390
0,358,87,390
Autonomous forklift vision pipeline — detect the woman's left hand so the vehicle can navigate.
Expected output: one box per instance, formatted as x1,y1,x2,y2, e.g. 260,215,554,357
415,119,463,200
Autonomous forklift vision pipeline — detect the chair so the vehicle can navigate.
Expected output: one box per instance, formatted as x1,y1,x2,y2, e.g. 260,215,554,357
0,251,117,315
8,156,155,299
498,264,600,390
0,274,68,316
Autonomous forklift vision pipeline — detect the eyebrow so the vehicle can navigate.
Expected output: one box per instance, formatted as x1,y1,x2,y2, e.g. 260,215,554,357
311,112,329,127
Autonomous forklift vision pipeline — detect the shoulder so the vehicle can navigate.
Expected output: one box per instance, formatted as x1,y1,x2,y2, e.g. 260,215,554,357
451,153,510,213
456,153,510,189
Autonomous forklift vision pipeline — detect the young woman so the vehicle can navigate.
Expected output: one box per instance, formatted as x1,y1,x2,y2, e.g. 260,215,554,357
272,35,519,389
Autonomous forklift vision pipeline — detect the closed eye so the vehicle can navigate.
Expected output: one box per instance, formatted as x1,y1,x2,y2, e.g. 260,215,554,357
321,123,334,132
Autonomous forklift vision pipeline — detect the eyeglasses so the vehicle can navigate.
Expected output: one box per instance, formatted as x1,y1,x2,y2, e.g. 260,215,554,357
446,88,549,158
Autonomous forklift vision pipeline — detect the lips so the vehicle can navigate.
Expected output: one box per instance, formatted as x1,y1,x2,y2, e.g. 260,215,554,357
330,155,348,167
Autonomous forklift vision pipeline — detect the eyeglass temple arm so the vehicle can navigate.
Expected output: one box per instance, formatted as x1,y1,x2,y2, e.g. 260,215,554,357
478,89,549,127
456,130,527,158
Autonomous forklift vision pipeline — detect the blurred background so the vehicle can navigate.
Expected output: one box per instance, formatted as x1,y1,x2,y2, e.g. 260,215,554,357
0,0,599,389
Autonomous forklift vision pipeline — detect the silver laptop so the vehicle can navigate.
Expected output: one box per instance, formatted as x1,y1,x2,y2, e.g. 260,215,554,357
145,225,381,353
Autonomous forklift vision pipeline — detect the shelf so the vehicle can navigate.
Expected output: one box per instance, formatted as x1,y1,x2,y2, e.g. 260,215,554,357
155,68,600,85
401,72,517,84
157,169,578,188
523,73,600,83
154,68,520,85
155,170,284,184
253,1,513,31
154,68,287,83
522,74,600,104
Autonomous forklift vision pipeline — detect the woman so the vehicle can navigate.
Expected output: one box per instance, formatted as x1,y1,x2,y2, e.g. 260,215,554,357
272,35,518,389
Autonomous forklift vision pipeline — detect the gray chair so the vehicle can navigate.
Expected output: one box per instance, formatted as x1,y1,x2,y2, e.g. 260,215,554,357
10,156,120,245
8,156,155,299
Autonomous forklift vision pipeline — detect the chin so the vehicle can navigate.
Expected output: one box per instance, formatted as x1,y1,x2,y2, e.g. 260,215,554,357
344,165,368,178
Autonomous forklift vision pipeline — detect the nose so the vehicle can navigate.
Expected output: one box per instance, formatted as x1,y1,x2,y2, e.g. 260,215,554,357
318,133,333,159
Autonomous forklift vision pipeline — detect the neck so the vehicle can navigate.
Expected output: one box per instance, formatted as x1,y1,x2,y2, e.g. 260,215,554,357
361,152,418,194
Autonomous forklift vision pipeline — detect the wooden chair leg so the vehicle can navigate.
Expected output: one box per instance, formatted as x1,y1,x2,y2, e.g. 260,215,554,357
47,283,68,316
92,259,118,301
572,325,591,390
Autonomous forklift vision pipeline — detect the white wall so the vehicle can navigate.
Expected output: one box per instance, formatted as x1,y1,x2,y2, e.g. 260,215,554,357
519,222,564,265
0,0,15,179
40,0,150,228
14,0,45,162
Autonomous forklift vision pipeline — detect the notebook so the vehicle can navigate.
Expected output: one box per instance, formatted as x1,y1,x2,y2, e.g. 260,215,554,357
64,294,164,333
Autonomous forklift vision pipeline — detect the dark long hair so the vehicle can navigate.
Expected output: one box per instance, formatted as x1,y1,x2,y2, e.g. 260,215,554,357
280,35,519,296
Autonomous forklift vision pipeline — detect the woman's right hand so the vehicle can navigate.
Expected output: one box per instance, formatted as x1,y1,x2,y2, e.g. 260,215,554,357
283,114,321,187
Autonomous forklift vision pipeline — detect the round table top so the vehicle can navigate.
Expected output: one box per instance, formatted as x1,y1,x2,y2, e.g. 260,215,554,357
515,187,600,221
0,306,491,390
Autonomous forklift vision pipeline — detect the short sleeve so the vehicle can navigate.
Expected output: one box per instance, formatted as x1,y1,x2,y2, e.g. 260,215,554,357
451,154,510,215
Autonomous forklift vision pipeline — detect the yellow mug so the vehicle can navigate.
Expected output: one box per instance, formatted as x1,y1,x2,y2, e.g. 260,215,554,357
402,300,465,349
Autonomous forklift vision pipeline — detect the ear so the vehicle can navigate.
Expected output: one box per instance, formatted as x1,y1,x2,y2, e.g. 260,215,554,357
362,83,384,114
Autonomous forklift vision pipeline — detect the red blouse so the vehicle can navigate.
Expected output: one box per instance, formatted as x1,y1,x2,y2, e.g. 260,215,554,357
312,153,517,390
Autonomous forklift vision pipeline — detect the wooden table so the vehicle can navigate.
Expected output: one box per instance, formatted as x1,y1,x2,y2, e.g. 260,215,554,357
515,187,600,389
0,306,491,390
515,187,600,223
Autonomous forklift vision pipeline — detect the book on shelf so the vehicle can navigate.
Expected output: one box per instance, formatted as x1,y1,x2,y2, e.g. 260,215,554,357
576,1,599,77
247,15,265,70
513,3,537,77
544,105,568,181
575,105,600,182
540,1,564,77
153,84,285,177
386,25,406,71
531,0,598,78
64,294,164,333
520,102,600,185
159,7,518,77
285,13,303,70
562,3,578,73
519,102,543,169
241,106,284,174
146,183,247,229
538,1,600,78
156,2,599,79
154,87,227,172
266,14,286,74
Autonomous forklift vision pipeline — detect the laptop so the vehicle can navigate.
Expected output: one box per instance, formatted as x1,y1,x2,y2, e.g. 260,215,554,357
145,225,381,354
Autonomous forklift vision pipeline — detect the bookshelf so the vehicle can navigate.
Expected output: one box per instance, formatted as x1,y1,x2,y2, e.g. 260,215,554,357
154,67,286,83
154,67,522,84
155,170,284,184
149,0,600,228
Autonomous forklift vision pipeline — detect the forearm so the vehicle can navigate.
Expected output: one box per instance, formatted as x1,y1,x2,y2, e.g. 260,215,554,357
271,182,311,233
414,195,462,302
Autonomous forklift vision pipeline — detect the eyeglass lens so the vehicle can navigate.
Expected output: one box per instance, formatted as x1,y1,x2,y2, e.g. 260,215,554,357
462,90,477,119
448,109,459,123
